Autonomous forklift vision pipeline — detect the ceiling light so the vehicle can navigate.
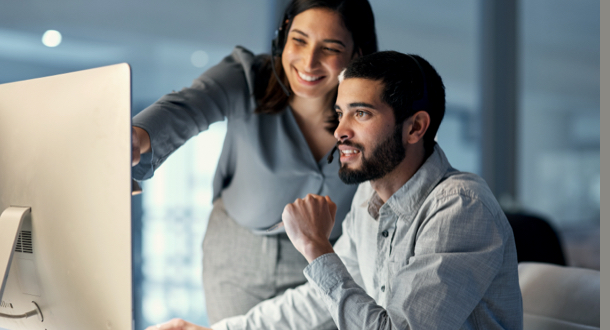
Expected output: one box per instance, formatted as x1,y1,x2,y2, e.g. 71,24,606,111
42,30,62,47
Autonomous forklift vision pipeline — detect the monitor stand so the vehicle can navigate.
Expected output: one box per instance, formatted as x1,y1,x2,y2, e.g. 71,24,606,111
0,206,42,321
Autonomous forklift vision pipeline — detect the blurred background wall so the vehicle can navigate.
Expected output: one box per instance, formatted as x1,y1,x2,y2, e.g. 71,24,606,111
0,0,599,328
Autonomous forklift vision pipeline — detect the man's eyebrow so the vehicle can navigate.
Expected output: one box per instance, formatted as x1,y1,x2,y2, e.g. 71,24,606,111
291,29,347,47
348,102,376,109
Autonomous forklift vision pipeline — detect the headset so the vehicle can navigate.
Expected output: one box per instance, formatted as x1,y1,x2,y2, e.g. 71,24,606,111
327,54,429,164
271,16,292,97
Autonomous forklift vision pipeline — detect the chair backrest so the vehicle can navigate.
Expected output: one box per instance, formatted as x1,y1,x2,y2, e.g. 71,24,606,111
518,262,600,330
506,212,566,266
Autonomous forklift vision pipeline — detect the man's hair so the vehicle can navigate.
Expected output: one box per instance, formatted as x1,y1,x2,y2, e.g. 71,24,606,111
341,51,445,154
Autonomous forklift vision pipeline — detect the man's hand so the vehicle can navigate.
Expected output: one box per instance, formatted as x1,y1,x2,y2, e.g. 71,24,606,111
144,318,210,330
282,194,337,263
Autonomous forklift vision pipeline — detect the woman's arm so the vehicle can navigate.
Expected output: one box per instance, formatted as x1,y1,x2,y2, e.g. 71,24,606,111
131,46,257,180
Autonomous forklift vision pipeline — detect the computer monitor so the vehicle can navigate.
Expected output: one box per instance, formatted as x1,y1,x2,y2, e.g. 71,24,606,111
0,64,133,329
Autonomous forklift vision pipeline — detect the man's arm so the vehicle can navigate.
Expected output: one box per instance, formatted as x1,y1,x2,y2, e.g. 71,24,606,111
211,282,336,330
145,318,210,330
147,282,335,330
208,195,364,330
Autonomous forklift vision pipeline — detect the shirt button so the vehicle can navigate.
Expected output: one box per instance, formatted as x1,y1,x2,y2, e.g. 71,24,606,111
381,230,389,237
381,285,385,292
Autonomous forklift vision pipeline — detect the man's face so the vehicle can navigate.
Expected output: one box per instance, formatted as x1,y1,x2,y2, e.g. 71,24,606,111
334,78,406,184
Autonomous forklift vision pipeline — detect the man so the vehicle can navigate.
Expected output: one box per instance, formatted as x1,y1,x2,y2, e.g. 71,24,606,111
151,51,523,330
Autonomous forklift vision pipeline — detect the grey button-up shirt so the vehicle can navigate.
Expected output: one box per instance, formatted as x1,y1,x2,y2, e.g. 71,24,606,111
213,144,523,329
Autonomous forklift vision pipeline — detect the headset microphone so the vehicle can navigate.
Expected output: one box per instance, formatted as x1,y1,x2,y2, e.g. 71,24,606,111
327,145,338,164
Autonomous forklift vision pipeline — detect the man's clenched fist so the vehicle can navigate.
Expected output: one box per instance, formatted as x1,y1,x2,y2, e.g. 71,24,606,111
282,194,337,263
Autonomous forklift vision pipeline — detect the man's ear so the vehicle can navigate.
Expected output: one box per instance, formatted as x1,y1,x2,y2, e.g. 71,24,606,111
352,47,363,60
402,111,430,145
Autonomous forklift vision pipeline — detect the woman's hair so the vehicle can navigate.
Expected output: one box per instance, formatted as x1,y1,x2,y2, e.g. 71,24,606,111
254,0,378,126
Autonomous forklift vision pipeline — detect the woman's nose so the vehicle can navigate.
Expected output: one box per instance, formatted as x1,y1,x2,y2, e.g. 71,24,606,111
302,47,321,72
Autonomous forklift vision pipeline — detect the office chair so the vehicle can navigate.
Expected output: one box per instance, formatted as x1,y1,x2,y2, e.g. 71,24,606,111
505,212,567,265
518,262,600,330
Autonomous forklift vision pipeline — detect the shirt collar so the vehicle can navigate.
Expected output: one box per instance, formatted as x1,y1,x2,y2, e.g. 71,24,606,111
366,144,452,220
367,192,384,220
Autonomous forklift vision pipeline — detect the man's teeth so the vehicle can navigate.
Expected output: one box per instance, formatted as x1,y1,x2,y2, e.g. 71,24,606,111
341,149,360,155
298,71,322,82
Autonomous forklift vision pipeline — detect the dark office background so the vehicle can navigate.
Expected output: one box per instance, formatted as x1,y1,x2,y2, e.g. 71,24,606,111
0,0,599,328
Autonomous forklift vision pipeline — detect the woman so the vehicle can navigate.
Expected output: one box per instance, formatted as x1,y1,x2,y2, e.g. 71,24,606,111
132,0,377,324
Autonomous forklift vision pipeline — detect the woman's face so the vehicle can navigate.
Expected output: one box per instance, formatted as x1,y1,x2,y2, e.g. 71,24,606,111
281,8,355,102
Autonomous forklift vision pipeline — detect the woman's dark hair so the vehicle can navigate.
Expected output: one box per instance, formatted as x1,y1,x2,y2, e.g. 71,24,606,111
341,51,446,156
254,0,378,128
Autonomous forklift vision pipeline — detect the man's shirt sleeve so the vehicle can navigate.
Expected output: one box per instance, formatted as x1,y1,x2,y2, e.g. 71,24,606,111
210,281,335,330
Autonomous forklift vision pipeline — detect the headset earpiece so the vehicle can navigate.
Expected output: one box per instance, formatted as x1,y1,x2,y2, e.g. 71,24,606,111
270,18,291,97
271,18,289,58
271,29,282,57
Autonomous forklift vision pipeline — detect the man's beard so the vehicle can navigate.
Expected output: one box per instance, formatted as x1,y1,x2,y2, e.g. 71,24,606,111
338,124,406,184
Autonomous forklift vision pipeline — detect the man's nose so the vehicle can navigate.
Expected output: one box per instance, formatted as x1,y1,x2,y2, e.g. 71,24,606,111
334,117,353,142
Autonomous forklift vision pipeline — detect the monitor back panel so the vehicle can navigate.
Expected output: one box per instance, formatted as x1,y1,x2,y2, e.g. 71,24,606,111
0,63,133,330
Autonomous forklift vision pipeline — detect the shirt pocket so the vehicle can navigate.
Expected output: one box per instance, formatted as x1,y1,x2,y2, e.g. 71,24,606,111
387,243,414,282
387,227,417,282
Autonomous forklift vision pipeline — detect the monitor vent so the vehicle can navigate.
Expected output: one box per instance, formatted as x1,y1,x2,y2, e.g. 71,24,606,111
15,231,33,253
